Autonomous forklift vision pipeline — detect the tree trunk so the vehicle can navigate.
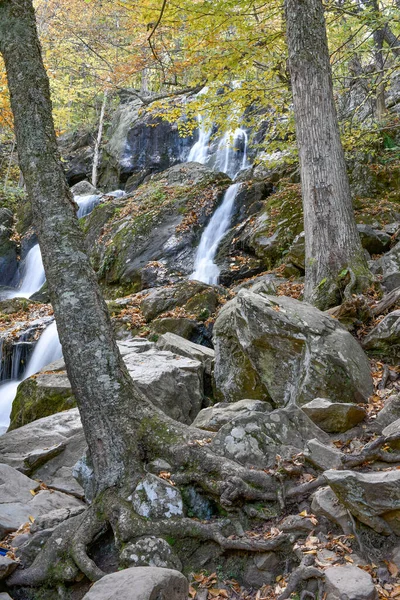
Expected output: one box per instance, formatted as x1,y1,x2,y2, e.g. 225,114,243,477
0,0,144,493
284,0,372,309
91,88,108,189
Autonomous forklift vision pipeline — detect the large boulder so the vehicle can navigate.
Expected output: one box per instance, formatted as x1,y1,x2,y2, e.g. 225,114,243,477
210,405,329,468
324,469,400,535
213,291,373,406
0,207,18,287
324,566,378,600
81,566,189,600
363,310,400,358
302,398,367,433
192,399,272,432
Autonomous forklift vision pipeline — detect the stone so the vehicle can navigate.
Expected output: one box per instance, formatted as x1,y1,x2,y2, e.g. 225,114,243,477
141,281,220,322
120,537,182,570
0,464,39,504
0,408,85,496
0,208,18,287
382,418,400,449
371,241,400,291
243,552,279,587
311,487,353,534
70,180,98,195
302,398,367,433
324,469,400,535
0,555,17,579
81,566,189,600
0,594,13,600
324,566,378,600
211,405,329,468
357,224,391,255
373,394,400,431
192,399,272,432
285,231,305,270
30,506,86,534
213,291,373,405
130,474,184,519
363,310,400,358
305,439,344,470
156,332,215,376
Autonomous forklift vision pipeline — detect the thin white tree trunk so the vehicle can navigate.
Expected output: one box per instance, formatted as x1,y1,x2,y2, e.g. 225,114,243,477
91,89,108,189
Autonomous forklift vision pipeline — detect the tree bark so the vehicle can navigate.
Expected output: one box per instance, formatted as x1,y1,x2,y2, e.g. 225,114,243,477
91,88,108,189
0,0,145,493
284,0,372,309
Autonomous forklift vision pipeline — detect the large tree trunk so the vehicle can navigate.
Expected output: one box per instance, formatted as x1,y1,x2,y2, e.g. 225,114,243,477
284,0,372,309
0,0,145,493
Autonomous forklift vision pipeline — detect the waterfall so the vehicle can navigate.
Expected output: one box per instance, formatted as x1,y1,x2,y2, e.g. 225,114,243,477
190,183,241,285
187,116,211,164
16,244,46,298
0,320,62,430
215,128,249,179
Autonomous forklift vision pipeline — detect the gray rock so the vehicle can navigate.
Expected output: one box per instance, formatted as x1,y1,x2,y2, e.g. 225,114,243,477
156,332,215,376
30,506,86,533
211,405,329,468
311,487,353,534
213,291,373,405
0,594,13,600
0,555,17,579
305,439,344,471
120,537,182,570
244,552,279,587
324,469,400,534
371,241,400,291
130,474,183,519
285,231,305,270
324,565,378,600
70,180,98,195
373,394,400,431
192,399,272,432
302,398,367,433
357,224,391,255
0,408,85,496
81,566,189,600
382,418,400,449
0,464,39,503
363,310,400,358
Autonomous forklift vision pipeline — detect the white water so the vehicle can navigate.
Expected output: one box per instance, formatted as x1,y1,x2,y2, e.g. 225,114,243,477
15,244,46,298
187,116,211,164
0,321,62,430
190,183,241,285
215,128,249,179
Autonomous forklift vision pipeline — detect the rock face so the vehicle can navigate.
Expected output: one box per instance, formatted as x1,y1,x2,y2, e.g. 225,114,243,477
302,398,367,433
211,405,329,468
99,96,193,191
363,310,400,358
84,163,230,289
0,207,18,287
81,566,189,600
324,469,400,535
324,566,378,600
213,291,373,406
371,241,400,291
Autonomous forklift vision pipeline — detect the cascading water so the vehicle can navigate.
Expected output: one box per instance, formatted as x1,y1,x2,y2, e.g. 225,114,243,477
15,244,46,298
190,183,241,285
0,320,62,431
187,116,211,165
215,128,249,179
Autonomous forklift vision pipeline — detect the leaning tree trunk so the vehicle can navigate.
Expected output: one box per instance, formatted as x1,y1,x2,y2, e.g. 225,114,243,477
284,0,372,309
0,0,147,493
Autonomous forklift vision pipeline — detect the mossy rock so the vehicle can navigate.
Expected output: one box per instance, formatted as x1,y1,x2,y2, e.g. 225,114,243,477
9,372,76,431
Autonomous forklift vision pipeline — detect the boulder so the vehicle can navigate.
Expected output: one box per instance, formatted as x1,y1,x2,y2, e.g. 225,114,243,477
382,418,400,449
70,180,98,196
213,291,373,406
324,469,400,535
363,310,400,358
0,555,17,580
305,439,344,470
371,241,400,291
120,537,182,570
285,231,305,271
155,332,215,375
302,398,367,433
357,224,391,255
130,474,183,520
324,566,378,600
373,394,400,431
81,566,189,600
0,408,85,496
211,405,329,468
192,399,272,432
311,487,353,534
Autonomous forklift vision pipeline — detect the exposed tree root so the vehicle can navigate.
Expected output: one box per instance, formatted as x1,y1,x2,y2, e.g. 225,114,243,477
278,554,324,600
342,432,400,468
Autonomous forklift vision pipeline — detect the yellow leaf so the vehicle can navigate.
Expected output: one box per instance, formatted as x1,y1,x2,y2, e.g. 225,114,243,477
29,489,36,496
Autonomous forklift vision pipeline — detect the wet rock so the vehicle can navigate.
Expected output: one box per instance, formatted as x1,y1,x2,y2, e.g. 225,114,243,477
0,555,17,579
130,474,184,519
211,405,328,468
302,398,367,433
371,241,400,291
70,180,98,195
357,224,391,255
363,310,400,358
324,469,400,535
311,487,353,534
120,536,182,570
324,565,378,600
213,291,373,405
81,566,189,600
192,399,272,432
